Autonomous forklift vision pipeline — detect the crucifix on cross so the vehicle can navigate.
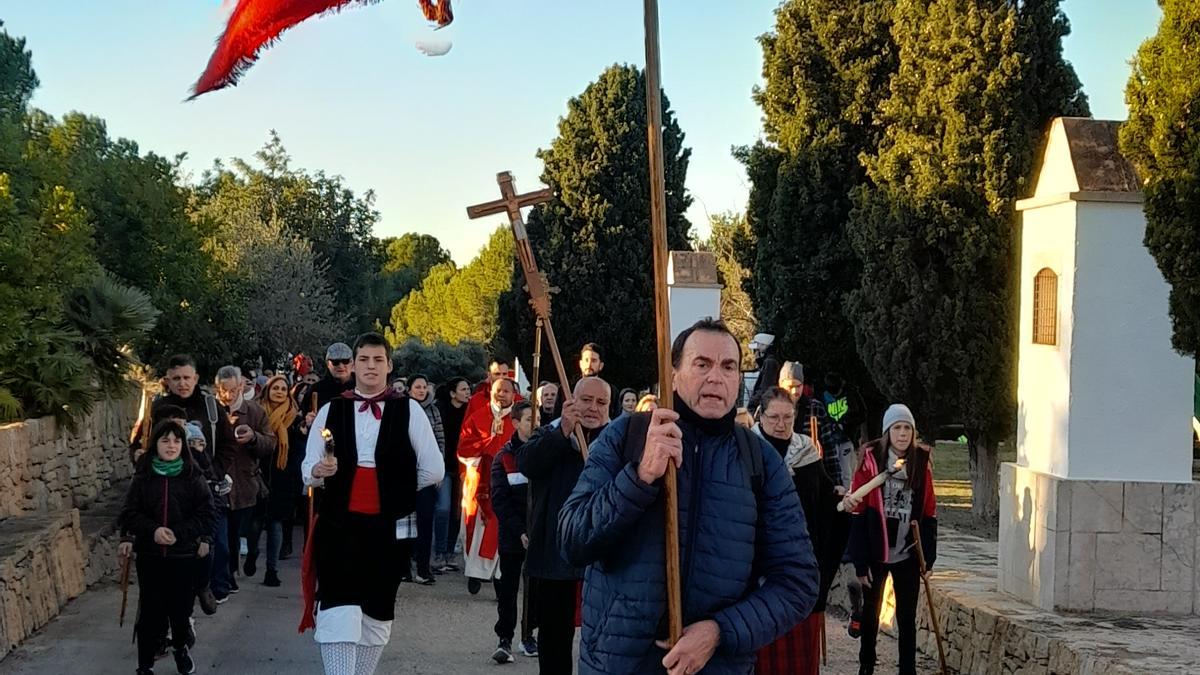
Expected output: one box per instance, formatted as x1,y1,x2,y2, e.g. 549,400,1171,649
466,171,587,457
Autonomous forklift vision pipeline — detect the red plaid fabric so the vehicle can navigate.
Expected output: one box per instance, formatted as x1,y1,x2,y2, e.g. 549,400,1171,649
756,610,822,675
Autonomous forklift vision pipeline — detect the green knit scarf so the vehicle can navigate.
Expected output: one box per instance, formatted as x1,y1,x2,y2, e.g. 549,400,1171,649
151,456,184,477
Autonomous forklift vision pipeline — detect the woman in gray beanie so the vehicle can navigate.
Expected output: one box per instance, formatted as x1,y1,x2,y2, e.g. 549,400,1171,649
841,403,937,675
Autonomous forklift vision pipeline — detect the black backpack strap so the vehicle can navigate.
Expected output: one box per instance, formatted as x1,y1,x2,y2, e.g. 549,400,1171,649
622,412,654,467
734,425,764,497
203,393,219,445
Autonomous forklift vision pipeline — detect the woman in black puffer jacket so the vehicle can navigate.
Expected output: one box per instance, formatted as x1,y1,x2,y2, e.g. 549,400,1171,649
119,420,215,675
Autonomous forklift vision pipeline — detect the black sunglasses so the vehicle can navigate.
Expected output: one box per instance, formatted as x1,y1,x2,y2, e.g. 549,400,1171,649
329,359,351,366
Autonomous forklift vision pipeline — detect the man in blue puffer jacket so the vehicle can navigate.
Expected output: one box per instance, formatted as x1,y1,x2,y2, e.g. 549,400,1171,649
559,318,819,675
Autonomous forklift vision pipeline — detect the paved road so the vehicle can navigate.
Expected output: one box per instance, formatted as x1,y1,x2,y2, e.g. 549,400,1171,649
0,552,923,674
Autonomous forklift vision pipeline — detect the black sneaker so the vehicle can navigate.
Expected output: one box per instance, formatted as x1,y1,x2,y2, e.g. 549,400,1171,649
228,578,240,594
491,639,515,664
174,647,196,674
198,588,218,616
263,569,281,587
279,541,293,560
847,612,862,639
467,578,481,595
519,637,538,657
136,668,154,675
413,573,436,586
212,592,229,605
155,637,170,660
243,552,258,577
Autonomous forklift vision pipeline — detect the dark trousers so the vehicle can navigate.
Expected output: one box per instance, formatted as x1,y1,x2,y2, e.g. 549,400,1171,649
135,555,195,669
232,505,262,572
859,555,921,675
414,485,437,577
437,471,462,558
494,550,526,641
534,578,576,675
210,507,232,595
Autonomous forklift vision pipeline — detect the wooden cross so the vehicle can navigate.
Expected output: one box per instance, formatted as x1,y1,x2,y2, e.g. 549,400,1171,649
467,173,557,319
466,171,588,457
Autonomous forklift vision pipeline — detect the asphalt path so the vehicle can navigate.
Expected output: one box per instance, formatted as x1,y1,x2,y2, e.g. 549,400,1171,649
0,551,920,674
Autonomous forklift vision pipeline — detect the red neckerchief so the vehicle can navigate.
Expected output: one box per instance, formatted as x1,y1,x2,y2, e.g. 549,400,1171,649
341,389,397,420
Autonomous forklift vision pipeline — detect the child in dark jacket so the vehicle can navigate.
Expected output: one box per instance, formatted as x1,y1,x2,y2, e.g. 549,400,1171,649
119,420,216,675
842,404,937,675
488,401,538,663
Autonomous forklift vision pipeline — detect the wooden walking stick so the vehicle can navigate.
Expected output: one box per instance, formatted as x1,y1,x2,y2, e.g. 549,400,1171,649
467,173,589,459
911,522,948,675
118,552,131,627
642,0,682,646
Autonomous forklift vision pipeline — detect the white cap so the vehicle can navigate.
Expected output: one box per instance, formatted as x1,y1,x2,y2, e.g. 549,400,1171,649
749,333,775,350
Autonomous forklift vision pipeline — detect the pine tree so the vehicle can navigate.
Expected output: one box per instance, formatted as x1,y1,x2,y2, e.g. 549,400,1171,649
497,64,692,390
386,227,514,348
846,0,1088,519
1120,0,1200,357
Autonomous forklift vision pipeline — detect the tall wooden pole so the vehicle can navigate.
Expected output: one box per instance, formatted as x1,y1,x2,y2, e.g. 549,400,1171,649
531,317,544,428
521,317,543,640
643,0,682,647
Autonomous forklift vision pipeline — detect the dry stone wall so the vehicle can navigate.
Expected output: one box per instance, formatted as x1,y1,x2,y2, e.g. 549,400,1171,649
0,395,138,658
0,511,87,654
0,395,138,520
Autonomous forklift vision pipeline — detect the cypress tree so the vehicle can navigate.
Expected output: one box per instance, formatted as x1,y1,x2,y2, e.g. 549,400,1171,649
497,64,692,390
739,0,896,403
846,0,1088,519
1120,0,1200,357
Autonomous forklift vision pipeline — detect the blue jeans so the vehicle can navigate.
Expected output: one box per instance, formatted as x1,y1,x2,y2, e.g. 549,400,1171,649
210,506,231,596
433,479,451,558
415,485,437,576
266,520,283,572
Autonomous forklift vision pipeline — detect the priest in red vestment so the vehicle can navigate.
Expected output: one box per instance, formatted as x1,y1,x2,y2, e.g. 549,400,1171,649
457,377,517,588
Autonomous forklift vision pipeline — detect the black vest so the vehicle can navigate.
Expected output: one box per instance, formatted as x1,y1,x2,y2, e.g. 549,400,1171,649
320,397,418,520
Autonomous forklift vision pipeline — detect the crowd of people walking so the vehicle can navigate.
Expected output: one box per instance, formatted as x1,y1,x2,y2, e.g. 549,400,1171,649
120,321,936,675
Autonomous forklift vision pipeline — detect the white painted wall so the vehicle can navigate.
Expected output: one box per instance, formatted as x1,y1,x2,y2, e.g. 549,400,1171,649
667,286,721,341
1016,201,1077,477
1067,201,1194,481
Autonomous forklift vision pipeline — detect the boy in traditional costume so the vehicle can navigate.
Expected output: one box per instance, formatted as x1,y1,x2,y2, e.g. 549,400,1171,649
300,333,444,675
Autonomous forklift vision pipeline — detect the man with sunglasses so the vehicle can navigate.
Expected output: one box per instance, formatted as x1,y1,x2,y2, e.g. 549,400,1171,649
305,343,357,426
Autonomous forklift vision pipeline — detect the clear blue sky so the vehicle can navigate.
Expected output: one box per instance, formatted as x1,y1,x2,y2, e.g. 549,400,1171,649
3,0,1162,264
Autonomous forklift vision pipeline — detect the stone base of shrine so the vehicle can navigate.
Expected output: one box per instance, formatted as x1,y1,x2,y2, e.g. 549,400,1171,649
828,526,1200,673
998,463,1198,614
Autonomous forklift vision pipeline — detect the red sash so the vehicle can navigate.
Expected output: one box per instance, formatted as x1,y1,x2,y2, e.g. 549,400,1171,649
348,467,381,515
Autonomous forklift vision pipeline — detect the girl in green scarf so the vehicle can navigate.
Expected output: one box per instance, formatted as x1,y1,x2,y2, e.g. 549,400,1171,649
119,420,215,675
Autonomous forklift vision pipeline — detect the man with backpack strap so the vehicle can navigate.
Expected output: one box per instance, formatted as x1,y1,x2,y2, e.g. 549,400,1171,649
128,354,232,617
517,376,612,674
558,318,819,675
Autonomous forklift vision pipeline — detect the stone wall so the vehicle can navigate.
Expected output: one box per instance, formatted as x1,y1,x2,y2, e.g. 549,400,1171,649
0,395,138,520
0,511,88,654
0,396,138,658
